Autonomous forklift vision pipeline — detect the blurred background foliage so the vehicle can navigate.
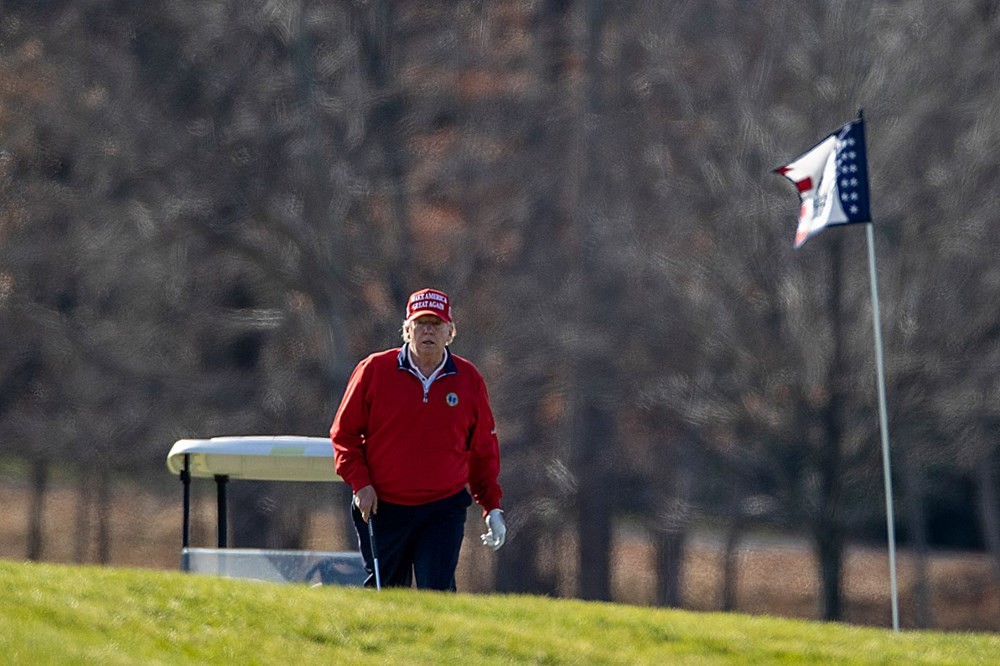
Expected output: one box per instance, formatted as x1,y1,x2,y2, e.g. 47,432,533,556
2,0,1000,628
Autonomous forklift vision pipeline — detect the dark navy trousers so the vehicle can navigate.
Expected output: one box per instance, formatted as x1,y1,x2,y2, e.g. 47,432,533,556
353,489,472,591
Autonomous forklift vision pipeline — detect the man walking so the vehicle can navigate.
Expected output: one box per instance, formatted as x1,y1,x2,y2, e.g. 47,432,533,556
330,288,506,590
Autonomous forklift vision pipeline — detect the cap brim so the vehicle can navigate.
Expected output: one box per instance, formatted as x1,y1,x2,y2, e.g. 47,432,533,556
406,309,450,323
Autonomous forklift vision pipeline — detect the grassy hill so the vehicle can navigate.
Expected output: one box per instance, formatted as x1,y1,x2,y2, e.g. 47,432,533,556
0,560,996,665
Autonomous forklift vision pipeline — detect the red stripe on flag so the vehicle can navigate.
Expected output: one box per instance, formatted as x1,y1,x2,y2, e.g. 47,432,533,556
776,167,813,193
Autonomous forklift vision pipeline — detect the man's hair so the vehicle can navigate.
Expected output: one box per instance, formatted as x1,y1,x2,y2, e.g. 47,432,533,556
401,319,457,345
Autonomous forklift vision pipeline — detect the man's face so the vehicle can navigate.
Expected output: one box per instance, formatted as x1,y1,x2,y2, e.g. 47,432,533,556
408,315,450,356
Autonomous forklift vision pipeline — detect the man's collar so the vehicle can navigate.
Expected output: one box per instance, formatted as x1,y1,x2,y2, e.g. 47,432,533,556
397,346,457,374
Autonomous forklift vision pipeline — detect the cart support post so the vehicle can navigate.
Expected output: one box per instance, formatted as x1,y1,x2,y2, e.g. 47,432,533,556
181,454,192,571
215,474,229,548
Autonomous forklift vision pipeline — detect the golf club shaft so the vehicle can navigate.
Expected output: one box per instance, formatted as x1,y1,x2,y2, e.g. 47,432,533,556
367,517,382,590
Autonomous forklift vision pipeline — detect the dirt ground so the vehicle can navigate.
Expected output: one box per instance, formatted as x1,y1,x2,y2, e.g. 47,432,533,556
2,480,997,633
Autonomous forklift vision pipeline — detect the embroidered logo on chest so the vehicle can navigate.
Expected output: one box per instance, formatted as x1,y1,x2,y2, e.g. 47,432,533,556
445,392,459,407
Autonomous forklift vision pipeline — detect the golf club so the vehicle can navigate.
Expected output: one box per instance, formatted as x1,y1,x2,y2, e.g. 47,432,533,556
367,516,382,590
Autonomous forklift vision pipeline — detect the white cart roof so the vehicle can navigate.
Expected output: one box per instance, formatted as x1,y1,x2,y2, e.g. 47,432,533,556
166,436,343,482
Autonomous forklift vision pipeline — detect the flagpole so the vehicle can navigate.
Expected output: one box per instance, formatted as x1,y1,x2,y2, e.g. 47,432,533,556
865,222,900,632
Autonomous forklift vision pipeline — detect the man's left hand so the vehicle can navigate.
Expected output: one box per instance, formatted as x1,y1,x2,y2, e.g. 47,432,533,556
481,508,506,551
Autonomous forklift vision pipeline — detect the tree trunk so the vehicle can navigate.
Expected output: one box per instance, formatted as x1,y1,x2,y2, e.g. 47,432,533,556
577,489,613,601
654,529,686,608
575,401,614,601
97,469,112,564
495,530,536,594
27,458,49,562
816,238,846,622
495,438,553,594
721,515,744,612
975,459,1000,589
902,445,934,628
571,0,613,604
74,473,94,563
26,458,48,561
815,522,843,621
496,523,554,595
351,0,410,305
653,446,695,608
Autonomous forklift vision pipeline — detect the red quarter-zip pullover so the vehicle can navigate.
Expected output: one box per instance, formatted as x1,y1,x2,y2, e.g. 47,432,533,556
331,347,502,514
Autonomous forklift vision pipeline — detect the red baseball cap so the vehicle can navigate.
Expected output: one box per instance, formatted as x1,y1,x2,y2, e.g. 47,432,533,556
405,288,452,323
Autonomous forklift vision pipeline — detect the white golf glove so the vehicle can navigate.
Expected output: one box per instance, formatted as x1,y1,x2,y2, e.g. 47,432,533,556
481,508,506,551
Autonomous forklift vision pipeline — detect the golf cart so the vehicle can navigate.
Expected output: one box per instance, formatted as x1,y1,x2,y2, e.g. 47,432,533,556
165,435,365,586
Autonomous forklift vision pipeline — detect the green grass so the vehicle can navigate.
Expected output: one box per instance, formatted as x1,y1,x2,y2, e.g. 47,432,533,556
0,561,996,665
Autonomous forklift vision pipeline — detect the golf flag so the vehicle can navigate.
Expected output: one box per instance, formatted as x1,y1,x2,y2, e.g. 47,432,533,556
775,117,871,248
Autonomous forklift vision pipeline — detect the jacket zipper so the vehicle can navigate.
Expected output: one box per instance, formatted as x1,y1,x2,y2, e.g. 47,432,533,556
407,368,456,404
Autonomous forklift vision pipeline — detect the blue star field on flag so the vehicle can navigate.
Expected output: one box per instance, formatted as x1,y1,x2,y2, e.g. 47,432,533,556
775,117,871,248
